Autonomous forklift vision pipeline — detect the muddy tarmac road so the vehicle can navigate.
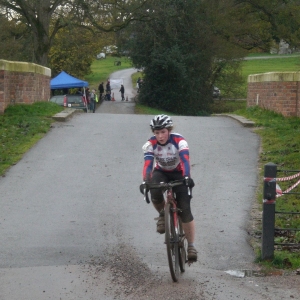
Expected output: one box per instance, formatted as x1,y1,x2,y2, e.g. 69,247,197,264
0,71,299,299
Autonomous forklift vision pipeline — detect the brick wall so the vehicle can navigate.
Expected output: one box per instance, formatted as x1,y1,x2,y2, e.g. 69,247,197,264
0,60,51,114
247,72,300,117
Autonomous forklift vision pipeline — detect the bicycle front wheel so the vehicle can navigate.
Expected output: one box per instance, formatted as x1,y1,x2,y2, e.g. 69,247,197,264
165,203,180,282
178,218,187,272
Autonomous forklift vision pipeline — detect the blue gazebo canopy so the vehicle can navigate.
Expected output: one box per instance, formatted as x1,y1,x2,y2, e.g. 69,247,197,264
50,71,88,89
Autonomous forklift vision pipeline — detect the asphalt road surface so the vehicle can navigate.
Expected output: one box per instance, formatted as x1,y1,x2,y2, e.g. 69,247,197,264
0,71,299,299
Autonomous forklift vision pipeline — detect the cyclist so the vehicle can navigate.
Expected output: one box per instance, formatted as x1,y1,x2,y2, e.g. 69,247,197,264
141,114,197,261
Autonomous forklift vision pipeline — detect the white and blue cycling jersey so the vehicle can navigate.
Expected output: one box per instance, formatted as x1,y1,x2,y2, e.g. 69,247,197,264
142,133,190,180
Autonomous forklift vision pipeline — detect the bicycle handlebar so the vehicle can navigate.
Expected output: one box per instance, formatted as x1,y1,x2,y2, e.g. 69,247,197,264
140,179,192,204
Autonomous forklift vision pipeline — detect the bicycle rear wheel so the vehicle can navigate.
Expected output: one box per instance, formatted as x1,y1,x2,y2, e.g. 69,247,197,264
178,218,187,272
165,203,180,282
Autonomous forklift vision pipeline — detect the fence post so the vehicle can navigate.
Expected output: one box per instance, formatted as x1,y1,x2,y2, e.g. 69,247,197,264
261,162,277,260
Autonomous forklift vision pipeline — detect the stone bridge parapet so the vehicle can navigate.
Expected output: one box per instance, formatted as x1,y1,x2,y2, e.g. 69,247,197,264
0,60,51,114
247,72,300,117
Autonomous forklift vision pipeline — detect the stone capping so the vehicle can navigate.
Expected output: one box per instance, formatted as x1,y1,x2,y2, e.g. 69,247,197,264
0,59,51,77
248,71,300,83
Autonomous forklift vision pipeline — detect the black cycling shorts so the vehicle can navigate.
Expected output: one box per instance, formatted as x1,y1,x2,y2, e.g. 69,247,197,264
150,169,194,223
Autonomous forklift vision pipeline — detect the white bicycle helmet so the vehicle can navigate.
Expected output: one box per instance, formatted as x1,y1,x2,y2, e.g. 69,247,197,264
150,114,173,131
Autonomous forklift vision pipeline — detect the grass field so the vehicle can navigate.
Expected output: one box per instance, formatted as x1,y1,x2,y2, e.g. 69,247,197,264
84,56,133,90
242,55,300,78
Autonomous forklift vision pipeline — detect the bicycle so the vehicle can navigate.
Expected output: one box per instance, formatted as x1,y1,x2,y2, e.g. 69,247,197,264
140,179,192,282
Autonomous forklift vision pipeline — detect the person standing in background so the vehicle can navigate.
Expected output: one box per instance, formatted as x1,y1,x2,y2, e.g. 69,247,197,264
98,82,104,100
89,89,96,113
85,88,90,110
119,84,125,101
106,80,111,101
137,77,141,93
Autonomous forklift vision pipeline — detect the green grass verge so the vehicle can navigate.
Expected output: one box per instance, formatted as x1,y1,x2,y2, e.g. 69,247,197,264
210,100,246,114
234,106,300,270
135,100,246,115
256,250,300,271
134,104,175,115
0,102,63,176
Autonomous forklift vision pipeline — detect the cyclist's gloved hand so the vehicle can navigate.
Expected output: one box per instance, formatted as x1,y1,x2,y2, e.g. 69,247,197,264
139,181,149,195
184,176,195,188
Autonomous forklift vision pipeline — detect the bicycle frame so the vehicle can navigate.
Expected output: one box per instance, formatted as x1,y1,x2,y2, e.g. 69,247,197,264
165,188,180,236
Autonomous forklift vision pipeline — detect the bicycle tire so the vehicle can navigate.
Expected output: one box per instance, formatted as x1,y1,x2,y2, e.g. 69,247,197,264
165,203,180,282
178,218,187,272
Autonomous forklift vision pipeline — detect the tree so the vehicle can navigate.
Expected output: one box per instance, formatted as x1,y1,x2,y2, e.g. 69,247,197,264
0,15,33,61
0,0,66,65
49,26,114,78
129,0,246,115
228,0,300,50
0,0,151,66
